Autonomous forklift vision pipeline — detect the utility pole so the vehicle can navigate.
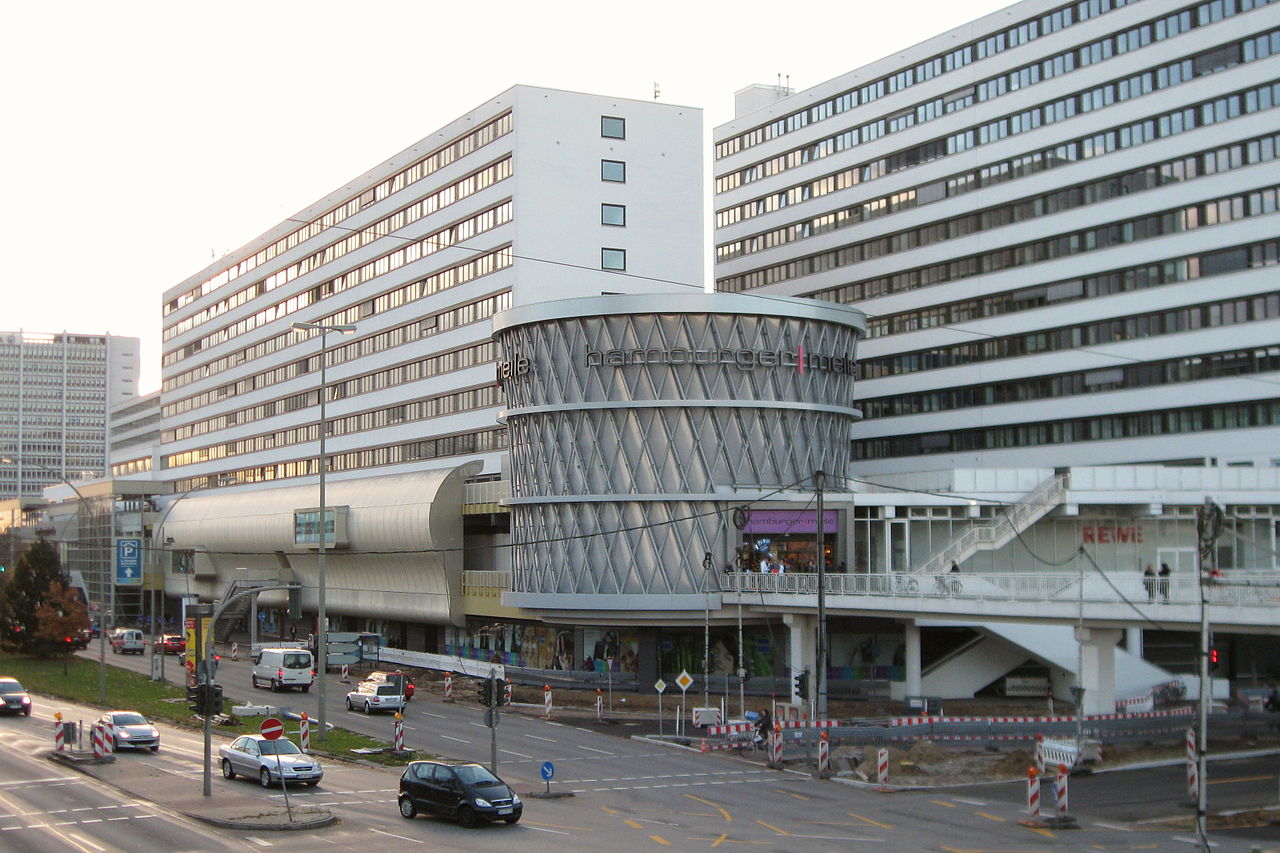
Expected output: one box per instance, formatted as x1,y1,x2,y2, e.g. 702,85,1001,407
1194,497,1223,853
815,470,827,719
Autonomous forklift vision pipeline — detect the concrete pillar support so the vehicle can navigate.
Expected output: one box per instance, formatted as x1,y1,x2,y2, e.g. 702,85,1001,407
902,620,922,698
783,613,816,707
1074,626,1123,716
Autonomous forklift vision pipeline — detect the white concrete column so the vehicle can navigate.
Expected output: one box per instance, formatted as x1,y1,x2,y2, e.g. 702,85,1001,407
1125,628,1142,658
1074,626,1123,716
903,620,922,698
783,613,816,708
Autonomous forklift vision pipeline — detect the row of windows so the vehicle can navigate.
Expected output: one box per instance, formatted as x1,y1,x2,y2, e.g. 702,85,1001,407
164,247,510,396
862,345,1280,419
719,79,1280,294
861,293,1280,381
110,458,153,478
165,197,511,378
725,124,1277,275
716,11,1274,197
717,0,1272,178
164,156,512,345
868,237,1280,340
163,381,501,470
167,113,512,317
856,399,1280,461
715,0,1140,160
171,426,508,492
165,179,512,369
718,29,1280,231
163,289,510,426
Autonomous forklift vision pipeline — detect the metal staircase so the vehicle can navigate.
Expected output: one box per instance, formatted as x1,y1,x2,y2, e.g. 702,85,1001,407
913,472,1068,574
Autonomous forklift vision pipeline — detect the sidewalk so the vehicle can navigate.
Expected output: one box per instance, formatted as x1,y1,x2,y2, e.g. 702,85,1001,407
50,750,335,831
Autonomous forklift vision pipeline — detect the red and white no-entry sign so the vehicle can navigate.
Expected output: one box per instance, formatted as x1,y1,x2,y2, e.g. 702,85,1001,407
260,718,284,740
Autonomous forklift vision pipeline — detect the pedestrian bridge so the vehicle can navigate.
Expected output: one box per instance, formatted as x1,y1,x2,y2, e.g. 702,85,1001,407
720,571,1280,633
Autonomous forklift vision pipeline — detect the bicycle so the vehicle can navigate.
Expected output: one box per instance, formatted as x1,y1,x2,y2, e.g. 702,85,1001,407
892,574,919,594
934,575,962,595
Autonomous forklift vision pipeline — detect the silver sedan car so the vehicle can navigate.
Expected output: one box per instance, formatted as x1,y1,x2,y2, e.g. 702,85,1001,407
97,711,159,751
219,734,323,787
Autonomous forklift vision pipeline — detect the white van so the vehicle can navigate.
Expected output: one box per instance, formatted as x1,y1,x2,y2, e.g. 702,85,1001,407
251,648,315,692
110,629,144,655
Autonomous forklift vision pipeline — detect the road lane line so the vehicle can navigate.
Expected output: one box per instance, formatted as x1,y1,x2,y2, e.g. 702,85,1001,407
501,749,533,759
710,832,728,847
370,828,423,844
757,820,792,835
975,812,1005,822
847,812,893,829
931,799,957,807
440,735,470,743
525,734,556,742
685,794,731,822
245,837,273,847
576,745,614,755
66,834,105,852
649,835,671,845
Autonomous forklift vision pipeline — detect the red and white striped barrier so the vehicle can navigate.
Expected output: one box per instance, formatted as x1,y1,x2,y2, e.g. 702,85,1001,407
877,747,889,784
779,718,841,730
1034,733,1045,774
706,722,753,736
1026,767,1040,816
1054,764,1069,817
817,730,830,774
543,685,553,719
340,664,350,683
1186,727,1198,800
231,642,239,661
92,723,106,759
443,673,454,702
299,712,310,752
101,717,114,754
769,725,784,765
54,717,65,752
394,714,405,751
891,708,1192,727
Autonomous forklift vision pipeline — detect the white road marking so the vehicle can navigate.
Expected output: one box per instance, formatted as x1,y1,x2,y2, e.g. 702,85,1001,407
440,735,470,744
501,749,533,759
575,745,614,755
370,828,423,844
525,825,570,834
66,834,105,852
245,836,274,847
950,797,986,805
524,734,556,743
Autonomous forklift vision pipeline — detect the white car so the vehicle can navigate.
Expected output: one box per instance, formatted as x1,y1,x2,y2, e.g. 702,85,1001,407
219,734,322,787
346,681,406,714
97,710,160,751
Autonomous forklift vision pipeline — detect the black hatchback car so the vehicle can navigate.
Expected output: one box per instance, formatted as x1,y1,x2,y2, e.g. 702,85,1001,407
398,760,522,827
0,678,32,715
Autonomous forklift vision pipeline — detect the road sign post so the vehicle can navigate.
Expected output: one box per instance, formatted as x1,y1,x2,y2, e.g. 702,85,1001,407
675,671,693,738
261,718,293,823
654,679,667,736
541,760,555,795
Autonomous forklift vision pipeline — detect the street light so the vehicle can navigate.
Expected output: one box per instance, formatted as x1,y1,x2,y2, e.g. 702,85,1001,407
1,456,106,704
290,320,357,742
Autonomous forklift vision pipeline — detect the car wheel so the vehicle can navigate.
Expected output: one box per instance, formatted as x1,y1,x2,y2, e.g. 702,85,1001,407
363,701,371,715
346,698,353,711
151,745,160,752
302,684,310,693
504,815,521,824
398,795,417,819
260,768,272,788
112,737,119,752
23,708,31,717
251,675,258,688
457,805,478,829
222,759,235,779
270,680,279,692
304,780,318,787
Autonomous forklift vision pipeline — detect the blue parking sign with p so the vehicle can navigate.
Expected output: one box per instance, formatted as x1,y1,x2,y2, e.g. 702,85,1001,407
115,538,142,586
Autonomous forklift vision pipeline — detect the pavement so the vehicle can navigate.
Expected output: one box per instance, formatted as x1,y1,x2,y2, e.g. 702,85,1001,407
50,749,336,831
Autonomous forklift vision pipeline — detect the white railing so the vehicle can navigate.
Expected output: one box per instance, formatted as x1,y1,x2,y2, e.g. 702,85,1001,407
463,479,510,507
725,570,1280,607
914,473,1067,575
462,570,511,589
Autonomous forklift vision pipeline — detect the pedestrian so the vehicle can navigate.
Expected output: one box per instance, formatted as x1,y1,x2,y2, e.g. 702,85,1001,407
1158,562,1172,601
290,623,298,642
1143,564,1156,601
950,560,960,573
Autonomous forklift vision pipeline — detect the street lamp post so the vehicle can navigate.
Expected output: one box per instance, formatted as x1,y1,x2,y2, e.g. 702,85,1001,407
291,321,357,742
2,456,105,703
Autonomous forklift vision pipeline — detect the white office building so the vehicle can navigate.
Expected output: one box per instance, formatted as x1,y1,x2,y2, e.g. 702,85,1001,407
157,86,702,649
0,330,140,499
711,0,1280,706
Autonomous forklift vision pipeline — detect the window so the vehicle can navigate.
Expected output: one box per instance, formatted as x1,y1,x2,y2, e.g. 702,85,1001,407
601,159,626,182
601,248,626,271
601,116,626,139
601,204,626,226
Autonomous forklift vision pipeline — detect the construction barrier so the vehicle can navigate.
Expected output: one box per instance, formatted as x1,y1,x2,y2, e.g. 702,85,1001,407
394,714,404,751
1039,738,1078,769
770,724,784,765
1054,764,1069,817
92,723,106,759
1026,767,1040,816
231,642,239,661
595,688,603,720
54,714,65,752
102,717,115,754
443,673,454,702
299,712,310,752
340,664,350,683
544,685,553,719
877,747,889,784
891,707,1192,727
1186,727,1197,800
817,730,830,774
1034,733,1045,774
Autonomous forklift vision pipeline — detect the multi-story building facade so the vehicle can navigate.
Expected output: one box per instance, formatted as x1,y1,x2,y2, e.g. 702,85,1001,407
157,86,703,649
109,391,161,480
0,331,140,499
714,0,1280,472
710,0,1280,707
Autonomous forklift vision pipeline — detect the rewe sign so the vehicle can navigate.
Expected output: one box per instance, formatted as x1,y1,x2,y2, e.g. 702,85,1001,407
1080,525,1144,544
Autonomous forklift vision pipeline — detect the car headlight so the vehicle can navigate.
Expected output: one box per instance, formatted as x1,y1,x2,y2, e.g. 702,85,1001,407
473,797,492,808
21,697,30,704
511,793,521,805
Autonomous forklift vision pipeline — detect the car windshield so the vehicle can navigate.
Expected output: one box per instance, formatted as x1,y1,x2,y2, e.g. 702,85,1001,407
259,739,302,756
454,764,502,786
0,682,24,695
113,713,148,726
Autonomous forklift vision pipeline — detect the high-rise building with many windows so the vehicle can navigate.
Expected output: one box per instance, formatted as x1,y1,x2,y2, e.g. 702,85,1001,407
713,0,1280,474
0,331,139,499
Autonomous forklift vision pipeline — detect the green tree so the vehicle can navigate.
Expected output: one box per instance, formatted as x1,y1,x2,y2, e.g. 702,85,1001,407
35,580,90,656
0,538,68,654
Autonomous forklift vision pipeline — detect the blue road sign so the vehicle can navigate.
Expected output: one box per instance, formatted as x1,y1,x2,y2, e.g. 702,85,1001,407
540,761,555,781
115,538,143,586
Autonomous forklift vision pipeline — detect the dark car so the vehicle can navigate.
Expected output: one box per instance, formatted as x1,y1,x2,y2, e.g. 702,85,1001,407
0,678,32,715
153,634,186,655
398,760,521,827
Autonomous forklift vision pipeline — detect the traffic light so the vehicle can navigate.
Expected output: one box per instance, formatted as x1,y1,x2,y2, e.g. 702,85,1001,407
502,679,513,706
187,683,202,712
475,678,494,707
204,684,224,716
793,669,809,700
1209,647,1220,673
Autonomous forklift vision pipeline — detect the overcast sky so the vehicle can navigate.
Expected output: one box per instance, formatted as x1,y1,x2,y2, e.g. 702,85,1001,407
2,0,1011,393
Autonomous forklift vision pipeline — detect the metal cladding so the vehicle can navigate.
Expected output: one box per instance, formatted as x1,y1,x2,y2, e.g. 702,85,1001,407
493,293,866,608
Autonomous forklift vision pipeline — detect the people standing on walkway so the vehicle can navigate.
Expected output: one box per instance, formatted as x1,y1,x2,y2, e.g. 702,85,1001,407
1158,562,1172,601
1143,564,1157,601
